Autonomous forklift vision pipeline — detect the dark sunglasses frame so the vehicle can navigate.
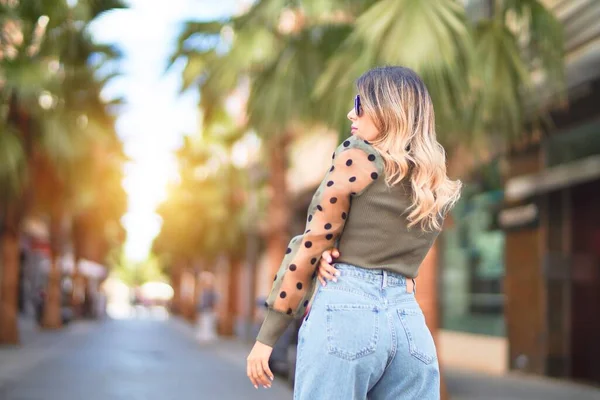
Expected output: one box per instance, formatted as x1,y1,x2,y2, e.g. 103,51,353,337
354,94,362,117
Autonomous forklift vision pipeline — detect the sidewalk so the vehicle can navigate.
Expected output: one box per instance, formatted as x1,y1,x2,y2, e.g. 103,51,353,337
446,368,600,400
0,317,95,392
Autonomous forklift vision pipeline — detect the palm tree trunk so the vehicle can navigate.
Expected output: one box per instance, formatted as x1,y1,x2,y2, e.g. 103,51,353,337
0,94,35,343
0,202,21,344
217,256,242,336
170,263,182,315
70,216,85,318
42,205,64,330
266,135,291,280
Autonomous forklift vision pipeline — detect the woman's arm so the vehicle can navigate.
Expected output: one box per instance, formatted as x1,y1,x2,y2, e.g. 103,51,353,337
256,138,383,347
247,138,383,389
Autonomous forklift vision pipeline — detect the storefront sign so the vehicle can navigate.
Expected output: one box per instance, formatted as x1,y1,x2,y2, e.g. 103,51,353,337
498,203,539,231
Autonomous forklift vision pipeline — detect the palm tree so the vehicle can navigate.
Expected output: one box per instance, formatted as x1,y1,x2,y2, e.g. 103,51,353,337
171,2,362,292
153,122,250,326
0,0,125,342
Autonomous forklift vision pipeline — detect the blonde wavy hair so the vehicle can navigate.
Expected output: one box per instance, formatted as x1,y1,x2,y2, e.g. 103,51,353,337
357,66,462,231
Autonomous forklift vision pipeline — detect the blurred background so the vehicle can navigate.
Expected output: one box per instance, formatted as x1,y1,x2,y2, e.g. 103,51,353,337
1,0,600,399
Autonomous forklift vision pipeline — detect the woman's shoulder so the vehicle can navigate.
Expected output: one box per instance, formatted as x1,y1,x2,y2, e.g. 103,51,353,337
333,136,384,173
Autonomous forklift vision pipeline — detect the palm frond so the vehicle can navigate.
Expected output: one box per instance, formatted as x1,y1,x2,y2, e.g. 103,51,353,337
0,125,27,200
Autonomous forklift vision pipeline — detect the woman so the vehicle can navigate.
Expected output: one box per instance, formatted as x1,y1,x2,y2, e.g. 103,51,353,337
247,66,461,399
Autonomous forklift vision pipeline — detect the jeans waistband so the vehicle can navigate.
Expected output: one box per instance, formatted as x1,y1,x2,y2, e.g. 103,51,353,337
333,263,415,290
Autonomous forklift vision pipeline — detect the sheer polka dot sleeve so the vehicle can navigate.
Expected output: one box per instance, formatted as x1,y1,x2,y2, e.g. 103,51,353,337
256,137,384,347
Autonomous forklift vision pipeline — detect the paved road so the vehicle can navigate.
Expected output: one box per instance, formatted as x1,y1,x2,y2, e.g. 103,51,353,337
2,315,600,400
0,317,292,400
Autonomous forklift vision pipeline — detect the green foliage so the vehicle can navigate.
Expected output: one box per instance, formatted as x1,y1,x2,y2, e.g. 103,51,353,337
0,124,26,202
110,249,167,286
170,0,565,147
0,0,128,257
153,129,250,268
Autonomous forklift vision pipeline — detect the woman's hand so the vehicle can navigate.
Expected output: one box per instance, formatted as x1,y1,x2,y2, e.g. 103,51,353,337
246,341,274,389
317,248,340,287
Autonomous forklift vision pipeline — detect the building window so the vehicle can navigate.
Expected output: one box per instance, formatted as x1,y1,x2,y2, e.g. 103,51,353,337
441,187,506,337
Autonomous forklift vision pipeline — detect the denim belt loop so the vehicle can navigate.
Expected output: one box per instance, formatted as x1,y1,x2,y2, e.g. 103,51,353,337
382,270,388,288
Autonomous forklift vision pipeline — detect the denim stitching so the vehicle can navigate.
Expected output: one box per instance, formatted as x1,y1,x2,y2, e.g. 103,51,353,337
335,271,407,287
326,304,379,361
385,310,397,369
386,297,416,307
322,285,380,301
397,309,437,365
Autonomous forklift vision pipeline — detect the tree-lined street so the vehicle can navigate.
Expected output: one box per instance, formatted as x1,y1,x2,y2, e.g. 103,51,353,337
2,315,600,400
2,0,600,398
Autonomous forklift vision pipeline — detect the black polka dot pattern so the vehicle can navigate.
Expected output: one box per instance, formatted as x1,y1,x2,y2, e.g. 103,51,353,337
274,275,277,281
266,142,381,326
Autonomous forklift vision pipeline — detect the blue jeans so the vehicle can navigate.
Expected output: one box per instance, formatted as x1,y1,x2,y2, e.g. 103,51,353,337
294,263,440,400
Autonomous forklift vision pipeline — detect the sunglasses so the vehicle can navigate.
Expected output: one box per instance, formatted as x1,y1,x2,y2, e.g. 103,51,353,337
354,95,362,117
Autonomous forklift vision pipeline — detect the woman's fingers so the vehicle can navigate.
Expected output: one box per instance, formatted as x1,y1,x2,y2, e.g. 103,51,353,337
318,275,327,287
261,358,274,386
320,259,339,280
255,360,271,388
247,361,258,389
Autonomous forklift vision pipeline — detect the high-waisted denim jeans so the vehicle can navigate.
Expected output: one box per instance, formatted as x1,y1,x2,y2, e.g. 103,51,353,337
294,263,440,400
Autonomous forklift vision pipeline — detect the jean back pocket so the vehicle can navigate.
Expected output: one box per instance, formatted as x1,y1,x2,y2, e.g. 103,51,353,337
326,304,379,361
397,308,438,365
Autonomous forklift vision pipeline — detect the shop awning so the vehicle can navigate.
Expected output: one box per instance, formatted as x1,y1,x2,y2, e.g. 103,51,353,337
505,154,600,201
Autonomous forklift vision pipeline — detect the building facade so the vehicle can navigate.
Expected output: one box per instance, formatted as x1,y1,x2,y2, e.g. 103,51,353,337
439,0,600,385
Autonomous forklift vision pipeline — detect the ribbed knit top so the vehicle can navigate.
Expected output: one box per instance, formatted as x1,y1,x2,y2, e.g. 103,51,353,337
256,135,442,347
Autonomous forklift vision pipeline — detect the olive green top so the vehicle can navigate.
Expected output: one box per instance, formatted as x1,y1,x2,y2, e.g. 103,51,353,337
256,135,442,347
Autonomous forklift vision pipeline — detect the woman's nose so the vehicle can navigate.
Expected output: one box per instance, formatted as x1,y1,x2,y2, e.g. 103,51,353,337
347,108,356,121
